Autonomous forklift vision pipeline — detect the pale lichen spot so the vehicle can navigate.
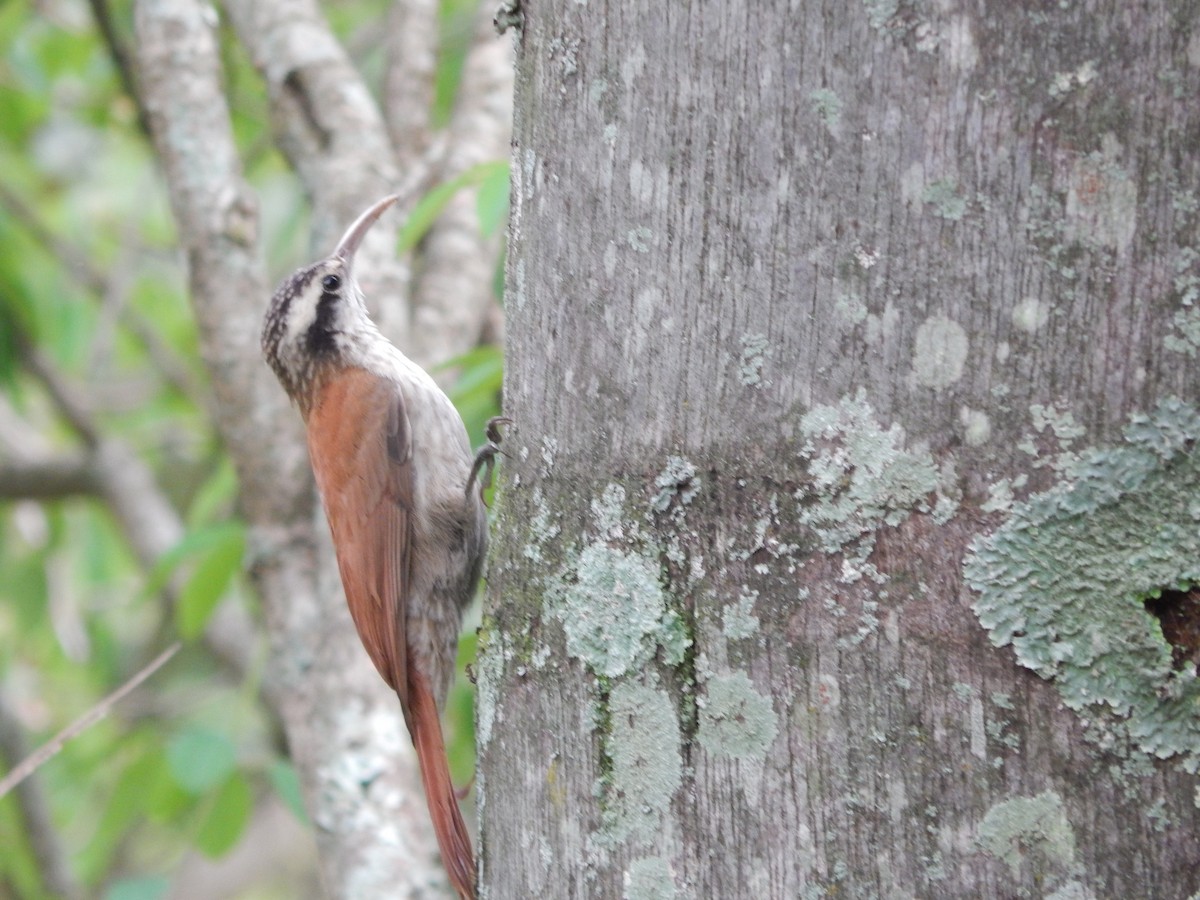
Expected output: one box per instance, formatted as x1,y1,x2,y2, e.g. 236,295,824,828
624,856,677,900
722,588,760,640
606,682,682,841
698,672,779,759
551,543,666,678
512,257,527,310
474,630,506,747
922,178,967,221
910,315,969,389
1012,297,1050,333
737,332,771,387
629,158,651,203
621,41,647,85
809,88,843,137
1049,60,1098,98
797,390,946,572
651,456,699,513
976,792,1076,879
900,161,926,207
627,226,653,253
1165,307,1200,357
862,0,899,32
959,407,992,446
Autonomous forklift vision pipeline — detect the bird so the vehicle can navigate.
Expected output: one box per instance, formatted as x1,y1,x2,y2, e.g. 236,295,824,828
261,194,497,899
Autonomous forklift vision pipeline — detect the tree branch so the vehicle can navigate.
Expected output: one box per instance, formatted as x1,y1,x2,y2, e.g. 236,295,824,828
383,0,438,163
410,1,513,369
221,0,443,352
0,455,98,500
85,0,153,138
133,2,448,893
220,0,400,237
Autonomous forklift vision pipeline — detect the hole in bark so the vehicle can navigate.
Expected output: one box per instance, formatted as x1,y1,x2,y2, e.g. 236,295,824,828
1144,585,1200,674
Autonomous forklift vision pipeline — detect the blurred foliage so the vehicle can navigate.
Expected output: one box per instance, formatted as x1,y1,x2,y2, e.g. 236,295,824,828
0,0,505,897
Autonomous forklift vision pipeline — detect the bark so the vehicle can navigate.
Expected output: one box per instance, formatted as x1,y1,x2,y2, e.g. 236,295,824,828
481,1,1200,898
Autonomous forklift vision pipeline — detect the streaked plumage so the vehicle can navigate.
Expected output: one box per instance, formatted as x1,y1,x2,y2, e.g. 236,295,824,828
261,196,482,899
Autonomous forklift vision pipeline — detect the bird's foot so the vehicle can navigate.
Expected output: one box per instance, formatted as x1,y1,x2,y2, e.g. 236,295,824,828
466,416,512,500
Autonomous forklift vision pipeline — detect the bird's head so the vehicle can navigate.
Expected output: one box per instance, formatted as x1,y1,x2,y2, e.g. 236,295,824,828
261,194,397,401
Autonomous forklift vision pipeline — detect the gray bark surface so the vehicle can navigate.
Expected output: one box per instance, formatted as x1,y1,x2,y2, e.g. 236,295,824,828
481,2,1200,898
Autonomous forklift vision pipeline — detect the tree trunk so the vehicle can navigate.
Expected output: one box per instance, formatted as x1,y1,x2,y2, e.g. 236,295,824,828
480,1,1200,897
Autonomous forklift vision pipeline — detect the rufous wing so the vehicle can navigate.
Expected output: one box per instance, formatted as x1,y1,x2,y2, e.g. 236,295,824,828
306,367,413,713
305,367,476,898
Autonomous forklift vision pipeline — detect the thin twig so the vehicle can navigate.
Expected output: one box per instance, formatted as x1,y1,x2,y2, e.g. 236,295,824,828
17,338,101,447
86,0,154,138
0,642,181,799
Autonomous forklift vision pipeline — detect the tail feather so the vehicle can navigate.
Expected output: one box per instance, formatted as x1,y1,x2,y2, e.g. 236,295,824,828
407,671,476,900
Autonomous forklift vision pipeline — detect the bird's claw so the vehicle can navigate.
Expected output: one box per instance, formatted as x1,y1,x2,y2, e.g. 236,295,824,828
467,416,512,500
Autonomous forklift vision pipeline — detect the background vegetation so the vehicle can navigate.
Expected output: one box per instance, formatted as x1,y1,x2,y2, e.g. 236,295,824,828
0,2,505,897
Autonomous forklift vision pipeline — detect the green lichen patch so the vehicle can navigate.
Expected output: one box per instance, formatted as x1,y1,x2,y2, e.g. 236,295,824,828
1165,306,1200,357
809,88,843,135
605,682,683,841
651,456,700,514
474,623,505,748
922,178,968,221
797,390,947,576
722,588,760,641
737,333,771,387
698,672,779,759
911,315,969,389
624,856,677,900
976,791,1077,880
550,542,672,678
548,483,691,678
966,398,1200,770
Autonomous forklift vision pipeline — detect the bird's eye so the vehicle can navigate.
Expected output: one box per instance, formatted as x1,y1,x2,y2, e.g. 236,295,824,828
322,274,341,292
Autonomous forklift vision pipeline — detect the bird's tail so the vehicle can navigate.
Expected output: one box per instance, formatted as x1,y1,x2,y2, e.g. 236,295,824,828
407,670,476,900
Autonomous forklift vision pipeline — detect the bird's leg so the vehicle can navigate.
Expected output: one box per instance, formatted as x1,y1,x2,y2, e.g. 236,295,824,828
466,416,512,499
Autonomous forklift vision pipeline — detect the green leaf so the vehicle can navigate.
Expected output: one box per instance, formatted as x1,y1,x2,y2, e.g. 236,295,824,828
435,345,504,444
140,521,242,606
76,739,162,883
396,161,510,254
194,773,252,858
166,726,236,794
185,459,239,529
267,759,309,825
475,164,510,237
176,525,244,639
104,876,170,900
0,791,45,899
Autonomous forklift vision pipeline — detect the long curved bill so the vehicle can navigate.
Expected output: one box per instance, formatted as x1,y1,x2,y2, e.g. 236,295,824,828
333,194,400,263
